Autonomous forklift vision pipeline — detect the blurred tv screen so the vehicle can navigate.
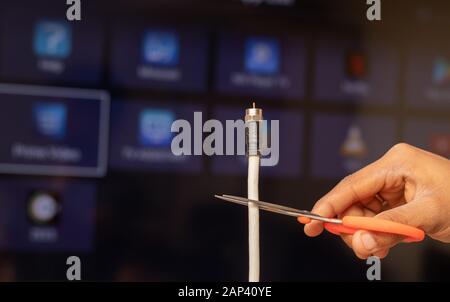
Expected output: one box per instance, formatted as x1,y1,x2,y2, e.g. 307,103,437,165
0,0,448,281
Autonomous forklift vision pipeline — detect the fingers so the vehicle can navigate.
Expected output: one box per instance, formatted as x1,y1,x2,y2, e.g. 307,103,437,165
313,161,387,216
305,170,389,238
351,231,392,259
339,204,380,257
301,143,443,259
349,200,432,258
303,220,324,237
361,197,384,213
303,197,426,259
304,161,390,237
351,230,399,259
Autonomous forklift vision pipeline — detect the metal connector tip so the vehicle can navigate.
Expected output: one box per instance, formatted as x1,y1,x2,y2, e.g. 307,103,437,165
245,103,263,122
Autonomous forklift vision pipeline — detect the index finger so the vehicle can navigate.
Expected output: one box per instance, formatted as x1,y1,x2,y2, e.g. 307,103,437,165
304,157,390,236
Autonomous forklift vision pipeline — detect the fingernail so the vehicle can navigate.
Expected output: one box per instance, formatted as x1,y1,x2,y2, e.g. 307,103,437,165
361,232,377,252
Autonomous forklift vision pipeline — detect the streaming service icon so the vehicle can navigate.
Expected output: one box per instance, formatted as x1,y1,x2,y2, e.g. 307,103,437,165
27,191,62,226
340,125,368,172
33,20,72,59
432,57,450,86
33,103,67,140
139,109,175,147
142,30,180,66
244,37,280,75
345,50,367,80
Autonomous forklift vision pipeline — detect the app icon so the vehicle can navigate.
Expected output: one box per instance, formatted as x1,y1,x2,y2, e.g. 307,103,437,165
340,125,368,172
142,30,180,66
345,50,367,80
432,57,450,85
27,191,62,226
244,37,280,75
33,103,67,140
429,133,450,157
33,20,72,59
139,109,176,147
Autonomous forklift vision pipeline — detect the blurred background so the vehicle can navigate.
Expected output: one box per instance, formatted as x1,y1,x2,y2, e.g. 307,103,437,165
0,0,449,281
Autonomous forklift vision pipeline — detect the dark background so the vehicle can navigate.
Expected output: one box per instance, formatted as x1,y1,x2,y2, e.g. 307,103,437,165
0,0,448,281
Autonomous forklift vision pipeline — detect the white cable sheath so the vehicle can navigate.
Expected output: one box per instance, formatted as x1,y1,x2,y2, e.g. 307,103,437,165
248,155,260,282
245,103,262,282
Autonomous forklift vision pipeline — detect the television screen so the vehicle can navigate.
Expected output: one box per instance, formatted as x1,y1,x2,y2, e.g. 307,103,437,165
0,0,448,283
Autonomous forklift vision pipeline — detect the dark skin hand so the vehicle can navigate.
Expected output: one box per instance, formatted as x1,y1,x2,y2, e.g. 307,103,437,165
302,143,450,259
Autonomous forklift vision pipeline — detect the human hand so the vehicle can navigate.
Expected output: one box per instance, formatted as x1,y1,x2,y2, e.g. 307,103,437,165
302,143,450,259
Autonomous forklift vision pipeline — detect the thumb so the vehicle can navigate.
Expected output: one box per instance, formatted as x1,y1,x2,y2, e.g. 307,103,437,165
351,200,428,257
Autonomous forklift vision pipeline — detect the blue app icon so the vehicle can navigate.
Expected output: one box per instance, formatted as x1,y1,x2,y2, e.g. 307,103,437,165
244,37,280,75
33,20,72,59
139,109,176,147
33,103,67,140
432,57,450,85
142,30,180,66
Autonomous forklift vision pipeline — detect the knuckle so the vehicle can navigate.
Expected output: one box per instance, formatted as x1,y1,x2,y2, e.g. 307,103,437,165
387,143,413,157
384,143,418,169
340,174,354,186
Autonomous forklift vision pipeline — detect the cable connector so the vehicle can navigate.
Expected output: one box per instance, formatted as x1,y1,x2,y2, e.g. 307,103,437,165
245,102,263,157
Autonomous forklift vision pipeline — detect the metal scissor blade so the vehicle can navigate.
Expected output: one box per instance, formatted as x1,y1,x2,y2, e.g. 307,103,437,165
215,194,342,223
215,195,300,218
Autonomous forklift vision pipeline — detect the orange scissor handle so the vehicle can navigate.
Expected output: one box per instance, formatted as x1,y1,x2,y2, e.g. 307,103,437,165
322,216,425,243
299,216,425,243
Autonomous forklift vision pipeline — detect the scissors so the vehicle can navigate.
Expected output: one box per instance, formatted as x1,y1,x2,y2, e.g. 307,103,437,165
215,194,425,242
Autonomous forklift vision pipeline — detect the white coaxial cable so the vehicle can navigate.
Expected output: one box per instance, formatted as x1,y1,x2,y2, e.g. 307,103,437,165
245,103,262,282
247,155,260,282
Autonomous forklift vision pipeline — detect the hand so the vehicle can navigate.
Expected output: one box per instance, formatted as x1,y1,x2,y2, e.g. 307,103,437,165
302,143,450,259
